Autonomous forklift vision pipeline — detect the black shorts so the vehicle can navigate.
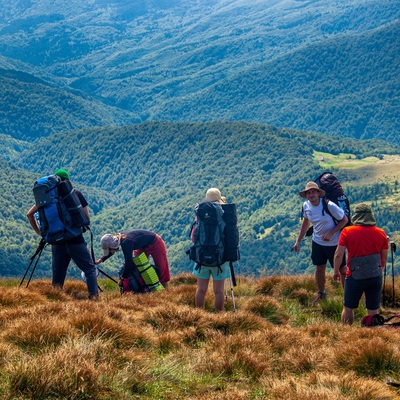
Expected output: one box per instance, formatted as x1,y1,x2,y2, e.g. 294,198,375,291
311,241,346,268
344,275,382,310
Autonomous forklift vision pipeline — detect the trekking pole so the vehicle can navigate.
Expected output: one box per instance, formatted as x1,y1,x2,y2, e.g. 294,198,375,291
229,261,237,287
383,262,387,307
20,239,47,288
390,241,396,305
229,275,236,312
96,266,119,285
86,227,119,288
229,261,237,312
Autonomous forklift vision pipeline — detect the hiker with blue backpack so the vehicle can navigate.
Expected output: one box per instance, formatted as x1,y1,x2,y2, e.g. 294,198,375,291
333,204,389,325
293,181,348,302
95,229,170,291
26,169,99,299
190,188,232,313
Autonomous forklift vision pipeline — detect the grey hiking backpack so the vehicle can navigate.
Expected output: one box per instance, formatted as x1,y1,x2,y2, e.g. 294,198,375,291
189,201,226,269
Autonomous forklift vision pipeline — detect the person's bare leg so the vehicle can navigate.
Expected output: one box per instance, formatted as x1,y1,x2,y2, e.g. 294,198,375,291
314,264,327,300
195,278,209,309
213,279,226,313
341,306,354,325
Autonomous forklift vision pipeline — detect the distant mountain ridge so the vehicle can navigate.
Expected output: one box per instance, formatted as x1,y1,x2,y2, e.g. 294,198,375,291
0,68,140,140
0,0,398,141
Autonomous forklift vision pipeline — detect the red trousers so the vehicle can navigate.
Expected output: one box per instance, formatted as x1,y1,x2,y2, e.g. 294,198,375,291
134,235,170,285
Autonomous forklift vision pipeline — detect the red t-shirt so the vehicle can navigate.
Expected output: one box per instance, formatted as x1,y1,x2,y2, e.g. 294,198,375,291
338,225,389,276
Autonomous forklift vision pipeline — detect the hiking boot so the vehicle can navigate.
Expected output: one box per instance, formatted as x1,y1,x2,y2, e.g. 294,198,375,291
313,291,327,304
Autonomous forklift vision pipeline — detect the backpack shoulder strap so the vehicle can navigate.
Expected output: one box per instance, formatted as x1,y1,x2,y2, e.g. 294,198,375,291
322,198,338,224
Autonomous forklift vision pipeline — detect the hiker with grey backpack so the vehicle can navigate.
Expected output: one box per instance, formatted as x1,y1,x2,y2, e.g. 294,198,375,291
188,188,239,312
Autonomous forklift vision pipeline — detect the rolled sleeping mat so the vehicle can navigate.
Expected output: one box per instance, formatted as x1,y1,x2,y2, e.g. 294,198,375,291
133,252,164,292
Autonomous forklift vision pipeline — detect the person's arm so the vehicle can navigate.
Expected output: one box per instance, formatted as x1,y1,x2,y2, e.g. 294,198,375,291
26,204,41,236
76,190,90,221
83,206,90,220
380,248,389,269
293,218,310,252
333,244,346,283
120,240,135,278
322,215,348,242
95,252,113,265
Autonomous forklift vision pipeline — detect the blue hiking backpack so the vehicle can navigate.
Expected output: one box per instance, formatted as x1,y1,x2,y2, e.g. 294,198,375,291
33,175,90,244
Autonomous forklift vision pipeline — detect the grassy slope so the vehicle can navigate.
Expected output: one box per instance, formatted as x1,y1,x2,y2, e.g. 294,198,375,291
0,274,399,399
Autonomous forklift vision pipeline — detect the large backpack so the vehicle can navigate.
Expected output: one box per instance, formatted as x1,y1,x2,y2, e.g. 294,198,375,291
221,203,240,263
303,172,351,236
315,172,351,225
189,201,226,269
33,175,90,244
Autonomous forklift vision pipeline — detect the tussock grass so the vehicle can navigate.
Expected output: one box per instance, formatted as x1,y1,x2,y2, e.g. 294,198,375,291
337,336,400,378
0,273,399,399
242,295,289,324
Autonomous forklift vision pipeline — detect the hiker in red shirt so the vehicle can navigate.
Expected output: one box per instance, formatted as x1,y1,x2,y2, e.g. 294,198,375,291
333,204,389,325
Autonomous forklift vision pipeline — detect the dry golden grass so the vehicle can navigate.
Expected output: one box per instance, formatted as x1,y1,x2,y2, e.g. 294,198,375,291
0,274,399,399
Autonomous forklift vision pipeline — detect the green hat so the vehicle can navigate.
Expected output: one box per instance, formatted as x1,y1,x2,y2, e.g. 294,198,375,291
55,169,70,180
352,204,376,226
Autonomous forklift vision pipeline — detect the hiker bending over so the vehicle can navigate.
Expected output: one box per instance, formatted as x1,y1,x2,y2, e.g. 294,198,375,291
96,229,170,289
293,182,348,302
26,169,99,299
192,188,230,313
333,204,388,325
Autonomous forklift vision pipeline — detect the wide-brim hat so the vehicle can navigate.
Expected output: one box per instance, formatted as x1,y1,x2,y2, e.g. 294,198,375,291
299,182,325,198
100,234,120,256
206,188,226,204
352,203,376,226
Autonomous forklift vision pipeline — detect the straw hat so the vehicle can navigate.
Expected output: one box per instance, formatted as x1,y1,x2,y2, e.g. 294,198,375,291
205,188,226,204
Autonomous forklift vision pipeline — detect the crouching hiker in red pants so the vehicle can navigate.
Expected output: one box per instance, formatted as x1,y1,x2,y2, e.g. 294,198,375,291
95,229,171,289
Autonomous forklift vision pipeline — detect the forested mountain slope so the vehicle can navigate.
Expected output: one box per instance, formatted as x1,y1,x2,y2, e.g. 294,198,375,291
156,21,400,143
0,0,398,141
0,69,139,140
3,122,400,278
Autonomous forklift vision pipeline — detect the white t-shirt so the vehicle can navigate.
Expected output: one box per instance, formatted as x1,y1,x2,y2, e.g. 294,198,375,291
302,199,345,246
